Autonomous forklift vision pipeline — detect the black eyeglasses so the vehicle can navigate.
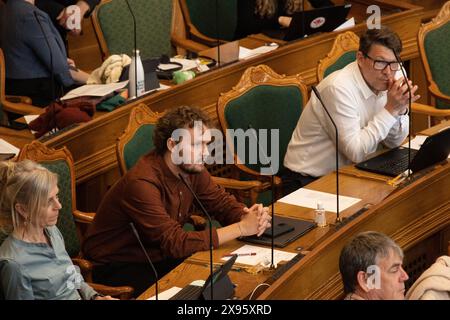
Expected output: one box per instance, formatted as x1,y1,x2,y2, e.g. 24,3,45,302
364,53,401,71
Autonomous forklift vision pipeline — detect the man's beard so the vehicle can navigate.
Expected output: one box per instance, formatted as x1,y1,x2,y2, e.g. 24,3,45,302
179,163,204,174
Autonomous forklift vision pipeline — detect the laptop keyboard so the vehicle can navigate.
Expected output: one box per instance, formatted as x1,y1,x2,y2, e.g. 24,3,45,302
356,148,418,177
169,285,203,300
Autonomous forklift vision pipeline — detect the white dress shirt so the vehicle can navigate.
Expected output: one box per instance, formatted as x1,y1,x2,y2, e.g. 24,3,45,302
284,61,409,177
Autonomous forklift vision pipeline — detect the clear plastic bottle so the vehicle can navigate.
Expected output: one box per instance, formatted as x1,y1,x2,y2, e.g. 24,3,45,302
128,49,145,98
315,202,327,227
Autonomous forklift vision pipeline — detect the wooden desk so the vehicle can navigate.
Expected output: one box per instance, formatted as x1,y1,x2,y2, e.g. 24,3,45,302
41,0,427,212
138,123,450,300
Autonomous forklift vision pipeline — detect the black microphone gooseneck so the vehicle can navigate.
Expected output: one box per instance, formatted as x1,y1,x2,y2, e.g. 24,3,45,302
393,51,412,178
33,11,57,134
178,173,214,300
311,86,340,223
301,0,306,38
248,124,275,269
215,0,221,68
129,222,159,300
124,0,138,98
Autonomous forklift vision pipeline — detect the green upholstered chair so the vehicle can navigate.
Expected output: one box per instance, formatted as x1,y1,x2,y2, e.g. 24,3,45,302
180,0,238,46
217,64,308,201
317,31,359,81
116,104,159,175
16,141,134,299
414,2,450,122
0,48,42,125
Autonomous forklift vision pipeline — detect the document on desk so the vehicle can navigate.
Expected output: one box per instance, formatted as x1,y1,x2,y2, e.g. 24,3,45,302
221,244,297,266
278,188,361,213
0,139,20,155
239,44,278,60
147,287,182,300
61,81,129,100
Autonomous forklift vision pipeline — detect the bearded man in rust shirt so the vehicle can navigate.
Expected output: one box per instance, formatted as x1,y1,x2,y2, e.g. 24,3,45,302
82,105,272,297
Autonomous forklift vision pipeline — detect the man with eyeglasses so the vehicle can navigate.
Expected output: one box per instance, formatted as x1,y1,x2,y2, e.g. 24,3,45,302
282,26,420,193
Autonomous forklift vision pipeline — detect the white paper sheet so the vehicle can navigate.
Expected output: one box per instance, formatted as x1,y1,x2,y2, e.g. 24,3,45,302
221,244,297,267
147,287,182,300
333,17,355,32
0,139,20,155
61,81,129,100
239,44,278,60
403,135,450,158
278,188,361,213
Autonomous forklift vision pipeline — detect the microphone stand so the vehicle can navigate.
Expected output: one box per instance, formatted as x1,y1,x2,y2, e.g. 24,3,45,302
178,173,214,300
215,0,221,68
311,86,340,223
129,222,159,300
33,11,57,135
125,0,138,99
248,124,276,269
393,51,412,178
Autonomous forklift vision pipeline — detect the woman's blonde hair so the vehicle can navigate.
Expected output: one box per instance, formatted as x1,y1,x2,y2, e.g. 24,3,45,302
255,0,303,18
0,160,58,236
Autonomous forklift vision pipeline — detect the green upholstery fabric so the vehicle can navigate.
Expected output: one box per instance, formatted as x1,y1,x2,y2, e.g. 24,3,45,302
224,85,304,176
323,51,356,79
96,0,173,60
424,22,450,109
123,124,156,171
185,0,237,41
40,161,79,258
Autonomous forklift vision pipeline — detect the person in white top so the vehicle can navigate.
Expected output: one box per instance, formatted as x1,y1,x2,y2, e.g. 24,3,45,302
282,26,420,194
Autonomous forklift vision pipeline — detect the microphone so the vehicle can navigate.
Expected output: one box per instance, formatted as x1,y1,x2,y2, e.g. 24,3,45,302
311,86,341,223
33,11,57,135
124,0,138,98
248,124,278,269
393,51,412,178
178,173,214,300
215,0,221,67
129,222,159,300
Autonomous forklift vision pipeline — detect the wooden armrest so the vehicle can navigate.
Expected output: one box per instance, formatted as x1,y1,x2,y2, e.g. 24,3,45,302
72,257,93,282
2,100,44,116
87,283,134,300
171,35,209,53
212,176,264,191
187,27,228,47
6,95,32,105
74,210,95,224
429,82,450,104
412,102,450,117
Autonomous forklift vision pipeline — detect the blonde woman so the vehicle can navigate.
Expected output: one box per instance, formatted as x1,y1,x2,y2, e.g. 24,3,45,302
0,160,116,300
236,0,334,39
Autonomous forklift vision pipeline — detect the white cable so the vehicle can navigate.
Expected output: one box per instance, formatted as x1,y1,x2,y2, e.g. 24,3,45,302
249,283,270,300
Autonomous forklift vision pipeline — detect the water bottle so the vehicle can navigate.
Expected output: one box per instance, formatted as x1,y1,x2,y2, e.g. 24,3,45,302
314,202,327,227
129,49,145,98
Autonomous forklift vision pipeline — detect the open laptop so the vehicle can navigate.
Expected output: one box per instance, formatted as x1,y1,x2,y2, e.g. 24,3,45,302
263,4,352,41
355,127,450,177
169,254,237,300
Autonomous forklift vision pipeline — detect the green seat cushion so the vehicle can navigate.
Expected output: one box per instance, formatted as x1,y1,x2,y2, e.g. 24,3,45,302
424,23,450,109
323,51,356,79
123,124,156,171
97,0,173,60
224,85,304,176
185,0,237,41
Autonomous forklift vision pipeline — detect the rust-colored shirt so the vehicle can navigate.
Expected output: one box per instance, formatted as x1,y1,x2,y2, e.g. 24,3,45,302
82,151,245,264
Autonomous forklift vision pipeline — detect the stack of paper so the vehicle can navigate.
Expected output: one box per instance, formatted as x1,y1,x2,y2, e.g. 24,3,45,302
0,139,20,156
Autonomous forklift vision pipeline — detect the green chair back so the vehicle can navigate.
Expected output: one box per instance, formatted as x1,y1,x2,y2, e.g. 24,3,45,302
123,124,156,171
95,0,173,60
41,160,79,258
424,22,450,109
185,0,238,41
224,85,304,176
323,51,357,79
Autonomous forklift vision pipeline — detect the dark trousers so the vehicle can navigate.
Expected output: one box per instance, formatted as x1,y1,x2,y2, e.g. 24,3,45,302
92,258,184,298
280,168,318,196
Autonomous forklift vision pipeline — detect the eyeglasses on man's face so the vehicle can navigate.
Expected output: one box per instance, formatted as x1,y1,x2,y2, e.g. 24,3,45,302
364,53,401,71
